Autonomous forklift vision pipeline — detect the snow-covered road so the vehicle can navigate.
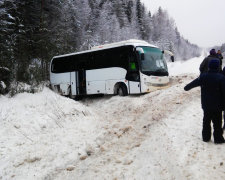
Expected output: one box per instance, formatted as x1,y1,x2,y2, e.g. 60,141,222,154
1,55,225,180
53,75,225,180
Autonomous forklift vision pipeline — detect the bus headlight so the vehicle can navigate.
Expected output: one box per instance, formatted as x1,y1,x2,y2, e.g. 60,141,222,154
144,82,151,86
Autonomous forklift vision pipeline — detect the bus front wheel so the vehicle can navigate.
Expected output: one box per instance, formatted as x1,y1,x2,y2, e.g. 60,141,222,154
118,85,128,96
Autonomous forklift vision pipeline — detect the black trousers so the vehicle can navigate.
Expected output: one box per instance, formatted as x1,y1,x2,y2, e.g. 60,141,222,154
223,111,225,128
202,110,224,142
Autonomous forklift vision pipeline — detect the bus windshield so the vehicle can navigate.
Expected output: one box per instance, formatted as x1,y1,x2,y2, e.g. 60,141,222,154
137,46,168,76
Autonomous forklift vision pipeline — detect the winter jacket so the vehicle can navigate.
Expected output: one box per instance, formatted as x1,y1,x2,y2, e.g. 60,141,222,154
217,53,223,69
184,70,225,111
217,53,223,61
199,55,220,73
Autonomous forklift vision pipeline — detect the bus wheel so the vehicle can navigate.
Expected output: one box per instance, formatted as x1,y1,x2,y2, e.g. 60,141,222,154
118,85,128,96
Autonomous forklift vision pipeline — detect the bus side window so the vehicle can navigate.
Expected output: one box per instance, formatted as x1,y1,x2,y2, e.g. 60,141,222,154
128,52,138,71
129,62,137,71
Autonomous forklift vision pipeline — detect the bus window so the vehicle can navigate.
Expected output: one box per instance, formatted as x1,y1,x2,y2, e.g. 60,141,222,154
128,51,139,71
126,53,140,81
137,46,168,76
130,62,136,70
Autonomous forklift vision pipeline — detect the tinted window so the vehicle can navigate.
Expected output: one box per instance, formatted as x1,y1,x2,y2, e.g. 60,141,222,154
137,46,168,76
51,46,134,73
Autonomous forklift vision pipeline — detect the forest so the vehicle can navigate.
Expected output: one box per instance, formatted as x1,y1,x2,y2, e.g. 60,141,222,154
0,0,201,94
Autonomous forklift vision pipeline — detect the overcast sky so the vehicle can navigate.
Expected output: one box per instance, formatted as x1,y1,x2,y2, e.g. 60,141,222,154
141,0,225,48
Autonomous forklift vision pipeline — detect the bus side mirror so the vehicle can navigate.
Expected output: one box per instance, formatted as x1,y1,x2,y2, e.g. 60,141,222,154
136,47,145,61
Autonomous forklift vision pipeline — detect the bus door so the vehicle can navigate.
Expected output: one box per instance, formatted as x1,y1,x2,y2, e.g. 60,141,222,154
128,73,141,94
127,55,141,94
76,69,86,95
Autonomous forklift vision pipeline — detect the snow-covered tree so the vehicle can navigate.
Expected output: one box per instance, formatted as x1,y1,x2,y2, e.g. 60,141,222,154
0,0,201,87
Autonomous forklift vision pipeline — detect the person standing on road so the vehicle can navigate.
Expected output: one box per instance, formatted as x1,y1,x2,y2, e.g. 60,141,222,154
217,50,223,71
199,49,219,73
222,66,225,130
184,59,225,144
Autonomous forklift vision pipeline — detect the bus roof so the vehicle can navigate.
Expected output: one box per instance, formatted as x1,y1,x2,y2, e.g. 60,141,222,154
53,39,158,59
91,39,157,50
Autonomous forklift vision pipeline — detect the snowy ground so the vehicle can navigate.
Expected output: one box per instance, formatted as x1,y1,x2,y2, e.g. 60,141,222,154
0,55,225,180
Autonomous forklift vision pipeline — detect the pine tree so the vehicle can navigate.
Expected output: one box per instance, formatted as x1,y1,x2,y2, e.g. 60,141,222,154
0,0,15,70
136,0,145,39
125,0,133,23
0,0,202,88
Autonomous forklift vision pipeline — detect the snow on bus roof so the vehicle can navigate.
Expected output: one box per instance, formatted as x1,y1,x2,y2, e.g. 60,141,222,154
91,39,157,50
53,39,158,59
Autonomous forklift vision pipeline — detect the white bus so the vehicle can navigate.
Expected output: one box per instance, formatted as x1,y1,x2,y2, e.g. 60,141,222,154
50,39,170,99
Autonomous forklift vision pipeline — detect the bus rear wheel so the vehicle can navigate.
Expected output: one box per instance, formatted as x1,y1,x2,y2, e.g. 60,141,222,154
118,85,128,96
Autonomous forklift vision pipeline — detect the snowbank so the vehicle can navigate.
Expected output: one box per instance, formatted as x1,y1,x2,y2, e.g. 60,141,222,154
0,88,105,179
167,55,204,76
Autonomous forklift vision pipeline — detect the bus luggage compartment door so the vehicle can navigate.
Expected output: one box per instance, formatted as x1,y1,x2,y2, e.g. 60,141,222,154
86,70,106,95
129,81,140,94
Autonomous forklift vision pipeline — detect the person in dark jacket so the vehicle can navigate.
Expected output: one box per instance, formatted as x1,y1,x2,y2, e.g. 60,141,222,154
185,59,225,144
217,50,223,70
222,66,225,130
170,55,175,62
199,49,220,73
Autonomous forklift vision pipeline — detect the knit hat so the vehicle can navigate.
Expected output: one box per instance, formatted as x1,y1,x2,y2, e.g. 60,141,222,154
208,59,220,70
209,49,216,55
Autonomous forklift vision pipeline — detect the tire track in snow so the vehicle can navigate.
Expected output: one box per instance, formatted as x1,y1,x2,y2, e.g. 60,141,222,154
53,75,202,179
